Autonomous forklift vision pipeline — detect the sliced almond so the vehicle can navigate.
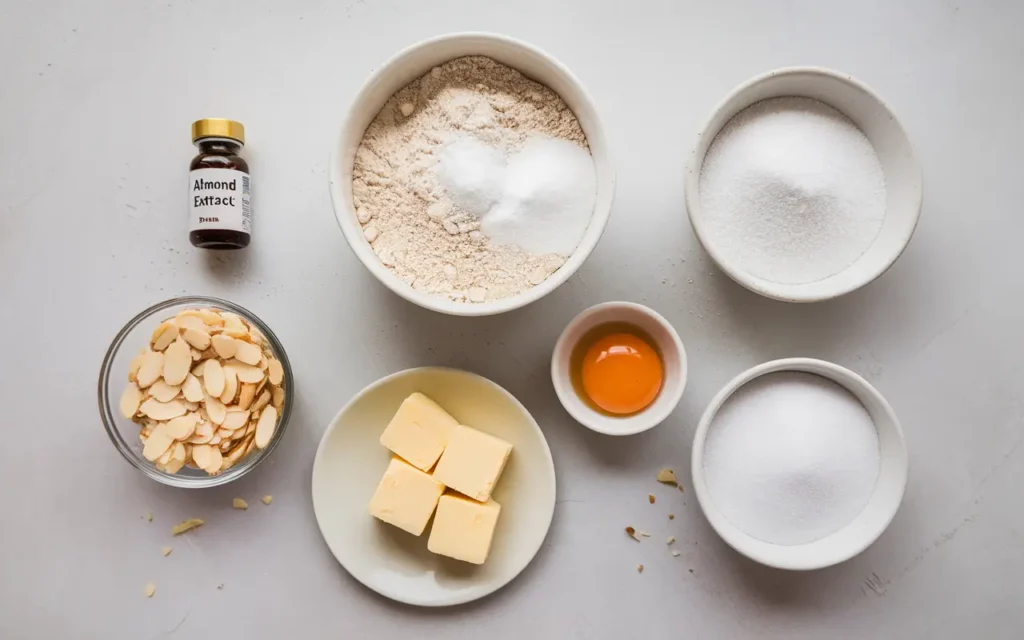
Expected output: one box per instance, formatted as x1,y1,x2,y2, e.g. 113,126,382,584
254,406,278,449
271,387,285,410
203,359,225,397
156,446,174,465
204,393,227,426
170,518,204,535
221,312,245,329
172,441,187,462
191,348,203,362
128,350,147,383
232,498,248,510
151,322,179,351
210,334,238,359
232,363,265,384
136,351,165,388
261,495,272,505
657,468,679,485
252,390,271,413
182,327,211,350
163,338,192,386
165,413,199,440
139,398,187,421
191,362,205,378
219,365,238,404
174,314,207,332
183,400,199,412
223,410,249,431
143,583,156,598
197,308,225,326
188,421,214,444
182,373,204,403
221,325,248,339
248,326,267,347
148,380,181,403
237,383,256,411
120,383,143,419
220,439,234,452
267,358,284,386
257,354,269,371
209,434,223,446
162,456,185,474
233,340,262,366
191,444,213,470
143,429,174,461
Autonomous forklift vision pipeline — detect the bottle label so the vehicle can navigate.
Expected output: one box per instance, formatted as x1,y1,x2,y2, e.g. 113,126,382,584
189,168,251,234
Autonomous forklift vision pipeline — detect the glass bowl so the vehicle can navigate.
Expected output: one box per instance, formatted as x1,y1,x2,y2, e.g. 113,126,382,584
98,296,293,488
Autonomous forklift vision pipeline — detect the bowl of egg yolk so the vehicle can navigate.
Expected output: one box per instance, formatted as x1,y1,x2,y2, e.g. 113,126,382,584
551,302,687,435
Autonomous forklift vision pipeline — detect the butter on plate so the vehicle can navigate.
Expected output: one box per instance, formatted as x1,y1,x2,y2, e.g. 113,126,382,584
432,425,513,502
428,493,502,565
368,457,445,536
379,392,460,471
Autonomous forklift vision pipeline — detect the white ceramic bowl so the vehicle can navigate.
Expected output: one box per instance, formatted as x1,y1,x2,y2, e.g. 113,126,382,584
685,67,923,302
311,367,556,606
330,32,615,316
691,358,908,570
551,302,687,436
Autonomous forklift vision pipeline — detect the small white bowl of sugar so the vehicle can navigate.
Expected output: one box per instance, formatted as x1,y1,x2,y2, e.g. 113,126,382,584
691,358,908,570
686,67,923,302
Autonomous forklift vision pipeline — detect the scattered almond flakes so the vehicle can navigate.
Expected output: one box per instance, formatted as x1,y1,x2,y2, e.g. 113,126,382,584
657,468,678,485
637,564,644,573
143,583,156,598
261,495,272,505
171,518,204,535
161,547,172,557
669,514,675,520
648,494,656,504
672,550,681,557
233,498,248,510
146,513,153,522
666,536,676,545
625,526,641,542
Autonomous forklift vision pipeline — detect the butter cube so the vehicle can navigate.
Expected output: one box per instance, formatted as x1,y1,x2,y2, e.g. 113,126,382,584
427,494,501,565
379,393,459,471
368,457,445,536
432,425,512,502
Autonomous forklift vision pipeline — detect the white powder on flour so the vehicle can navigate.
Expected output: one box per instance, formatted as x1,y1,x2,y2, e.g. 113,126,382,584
352,56,591,303
702,371,881,546
699,97,886,285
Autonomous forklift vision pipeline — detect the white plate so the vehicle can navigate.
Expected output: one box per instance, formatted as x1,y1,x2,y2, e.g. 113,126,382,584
311,367,556,606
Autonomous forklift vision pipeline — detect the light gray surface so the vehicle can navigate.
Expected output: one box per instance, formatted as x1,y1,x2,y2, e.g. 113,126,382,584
1,0,1022,637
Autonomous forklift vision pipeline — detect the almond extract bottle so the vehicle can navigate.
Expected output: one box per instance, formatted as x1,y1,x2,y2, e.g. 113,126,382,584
189,118,251,249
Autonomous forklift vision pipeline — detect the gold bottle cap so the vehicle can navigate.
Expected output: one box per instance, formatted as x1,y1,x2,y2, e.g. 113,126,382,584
191,118,245,144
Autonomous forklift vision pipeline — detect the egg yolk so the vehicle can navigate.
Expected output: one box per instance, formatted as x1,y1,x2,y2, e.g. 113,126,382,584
581,333,663,415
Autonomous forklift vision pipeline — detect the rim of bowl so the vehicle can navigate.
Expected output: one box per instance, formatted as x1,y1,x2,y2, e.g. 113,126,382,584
97,296,294,488
328,31,615,317
690,357,909,570
684,66,924,303
311,366,556,606
551,301,687,436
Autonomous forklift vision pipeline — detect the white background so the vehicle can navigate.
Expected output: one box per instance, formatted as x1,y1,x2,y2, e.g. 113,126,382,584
2,0,1022,637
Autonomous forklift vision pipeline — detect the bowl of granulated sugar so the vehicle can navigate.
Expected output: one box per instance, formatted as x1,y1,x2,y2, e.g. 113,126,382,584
330,33,614,316
691,358,908,570
686,67,922,302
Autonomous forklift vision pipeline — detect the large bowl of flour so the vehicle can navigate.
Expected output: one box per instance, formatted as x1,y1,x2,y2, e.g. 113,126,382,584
686,67,922,303
330,33,615,316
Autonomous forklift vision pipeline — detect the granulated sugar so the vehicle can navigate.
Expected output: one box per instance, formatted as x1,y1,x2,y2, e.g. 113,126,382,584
699,97,886,285
352,56,591,303
702,371,880,545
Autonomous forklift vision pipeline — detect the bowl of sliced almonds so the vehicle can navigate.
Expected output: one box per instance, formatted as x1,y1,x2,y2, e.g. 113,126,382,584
98,296,292,487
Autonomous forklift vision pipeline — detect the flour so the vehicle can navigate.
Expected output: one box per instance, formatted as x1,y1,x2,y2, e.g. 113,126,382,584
703,372,881,546
699,97,886,285
352,56,590,302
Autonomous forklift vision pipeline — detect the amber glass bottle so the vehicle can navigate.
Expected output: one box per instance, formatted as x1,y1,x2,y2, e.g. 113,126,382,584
189,119,251,249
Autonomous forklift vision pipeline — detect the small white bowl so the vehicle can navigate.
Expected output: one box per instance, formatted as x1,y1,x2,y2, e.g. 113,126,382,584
685,67,923,302
330,32,615,316
691,358,908,570
311,367,556,606
551,302,687,436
